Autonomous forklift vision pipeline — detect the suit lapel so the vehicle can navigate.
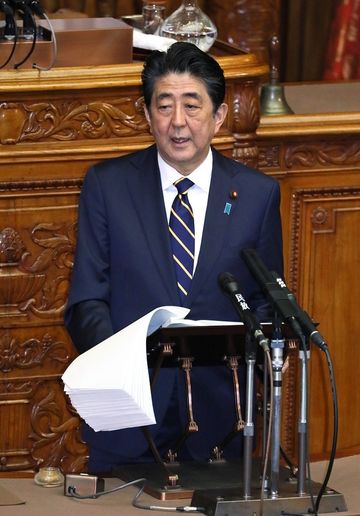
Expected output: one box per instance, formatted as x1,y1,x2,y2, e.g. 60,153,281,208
187,150,239,305
127,146,180,304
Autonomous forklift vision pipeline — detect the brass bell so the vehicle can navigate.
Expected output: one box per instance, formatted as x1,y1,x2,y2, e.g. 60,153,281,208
260,35,293,116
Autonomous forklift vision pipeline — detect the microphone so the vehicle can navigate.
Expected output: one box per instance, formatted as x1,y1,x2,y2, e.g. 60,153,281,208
242,248,297,321
26,0,45,16
0,1,16,40
0,0,13,15
0,0,14,16
218,272,269,351
8,0,38,68
269,270,327,351
9,0,35,39
242,248,327,351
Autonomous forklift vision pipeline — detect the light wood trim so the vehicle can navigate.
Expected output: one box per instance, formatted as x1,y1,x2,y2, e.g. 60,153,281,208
0,55,268,93
258,112,360,137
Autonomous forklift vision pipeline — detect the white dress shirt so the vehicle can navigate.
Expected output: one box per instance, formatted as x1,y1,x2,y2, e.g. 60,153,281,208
158,149,213,272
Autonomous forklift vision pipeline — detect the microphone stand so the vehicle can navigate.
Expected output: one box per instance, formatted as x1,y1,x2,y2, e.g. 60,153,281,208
273,315,309,496
270,322,284,498
261,352,269,486
243,332,256,499
296,327,309,496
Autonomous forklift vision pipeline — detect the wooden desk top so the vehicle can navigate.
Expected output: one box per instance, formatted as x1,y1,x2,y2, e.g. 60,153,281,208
258,81,360,138
0,455,359,515
284,81,360,115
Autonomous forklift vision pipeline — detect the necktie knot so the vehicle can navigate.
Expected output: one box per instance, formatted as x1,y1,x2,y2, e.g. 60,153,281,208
174,178,194,196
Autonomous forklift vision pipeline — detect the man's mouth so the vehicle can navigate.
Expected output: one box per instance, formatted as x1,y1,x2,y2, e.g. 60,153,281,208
171,137,190,144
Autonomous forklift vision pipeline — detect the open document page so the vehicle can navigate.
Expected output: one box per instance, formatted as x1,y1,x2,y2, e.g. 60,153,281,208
62,306,243,432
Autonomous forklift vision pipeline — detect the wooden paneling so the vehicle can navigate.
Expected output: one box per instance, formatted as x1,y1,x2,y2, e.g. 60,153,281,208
205,0,281,65
257,113,360,461
297,188,360,458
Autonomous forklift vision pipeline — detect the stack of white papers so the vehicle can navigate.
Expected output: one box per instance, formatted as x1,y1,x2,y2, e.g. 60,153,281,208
62,306,189,432
133,29,177,51
163,319,243,328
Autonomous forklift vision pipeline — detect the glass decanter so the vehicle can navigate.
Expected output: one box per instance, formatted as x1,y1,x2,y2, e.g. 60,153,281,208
159,0,217,52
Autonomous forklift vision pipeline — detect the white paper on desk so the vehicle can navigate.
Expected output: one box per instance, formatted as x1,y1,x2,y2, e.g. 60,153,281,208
164,318,244,328
133,29,177,51
62,305,189,432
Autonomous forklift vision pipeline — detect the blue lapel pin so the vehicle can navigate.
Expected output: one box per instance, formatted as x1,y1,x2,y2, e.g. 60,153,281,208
224,202,232,215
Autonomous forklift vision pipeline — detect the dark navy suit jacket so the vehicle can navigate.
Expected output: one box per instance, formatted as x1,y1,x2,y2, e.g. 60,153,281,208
65,144,283,470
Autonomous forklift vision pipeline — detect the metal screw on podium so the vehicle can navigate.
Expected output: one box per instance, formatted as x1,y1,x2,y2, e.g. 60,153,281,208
260,35,294,116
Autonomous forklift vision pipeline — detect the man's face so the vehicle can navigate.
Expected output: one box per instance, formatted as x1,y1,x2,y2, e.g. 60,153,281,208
144,72,228,176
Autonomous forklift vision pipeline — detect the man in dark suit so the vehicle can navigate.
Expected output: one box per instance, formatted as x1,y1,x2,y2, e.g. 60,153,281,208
65,42,283,473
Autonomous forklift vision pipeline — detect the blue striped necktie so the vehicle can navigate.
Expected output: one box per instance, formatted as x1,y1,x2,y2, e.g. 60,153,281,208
169,177,195,304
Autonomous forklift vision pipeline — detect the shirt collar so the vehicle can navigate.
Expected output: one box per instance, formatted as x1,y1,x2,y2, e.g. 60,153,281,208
158,149,213,193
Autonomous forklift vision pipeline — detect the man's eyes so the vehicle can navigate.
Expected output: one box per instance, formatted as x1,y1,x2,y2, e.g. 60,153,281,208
186,104,200,110
157,104,200,111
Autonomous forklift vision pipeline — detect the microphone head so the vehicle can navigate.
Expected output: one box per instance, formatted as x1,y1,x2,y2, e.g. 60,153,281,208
241,248,274,285
0,1,14,15
28,0,45,16
218,272,239,295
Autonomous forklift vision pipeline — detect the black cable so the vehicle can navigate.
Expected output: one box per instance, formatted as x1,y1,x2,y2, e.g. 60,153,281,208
0,1,17,68
25,0,57,70
32,11,57,70
288,334,339,515
9,0,37,68
312,345,338,514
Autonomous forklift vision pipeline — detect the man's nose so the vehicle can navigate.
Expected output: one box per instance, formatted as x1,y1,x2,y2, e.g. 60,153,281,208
172,105,186,126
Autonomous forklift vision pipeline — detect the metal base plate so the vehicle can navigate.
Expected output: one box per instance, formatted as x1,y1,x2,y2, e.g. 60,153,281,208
192,484,347,515
113,458,347,513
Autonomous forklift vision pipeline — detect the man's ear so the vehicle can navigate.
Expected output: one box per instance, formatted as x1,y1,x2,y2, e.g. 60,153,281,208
214,103,228,133
144,105,151,124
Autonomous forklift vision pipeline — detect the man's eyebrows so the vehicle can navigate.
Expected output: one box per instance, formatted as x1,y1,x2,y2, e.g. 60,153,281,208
156,92,202,101
157,92,172,100
184,92,202,100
